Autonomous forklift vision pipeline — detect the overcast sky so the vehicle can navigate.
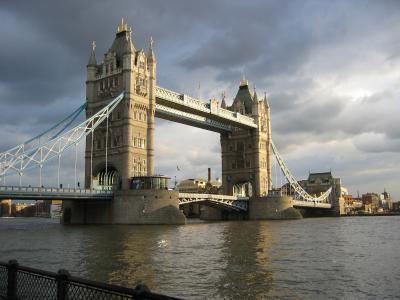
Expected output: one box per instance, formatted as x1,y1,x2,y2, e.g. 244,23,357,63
1,0,399,200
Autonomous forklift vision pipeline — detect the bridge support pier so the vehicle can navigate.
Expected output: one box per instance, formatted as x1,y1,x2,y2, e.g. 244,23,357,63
249,194,302,220
62,189,186,225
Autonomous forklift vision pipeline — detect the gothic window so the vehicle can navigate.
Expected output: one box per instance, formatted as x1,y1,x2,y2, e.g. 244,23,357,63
237,141,244,152
237,159,245,169
110,63,114,73
232,162,236,169
134,111,137,119
115,77,118,86
117,111,121,119
106,64,109,74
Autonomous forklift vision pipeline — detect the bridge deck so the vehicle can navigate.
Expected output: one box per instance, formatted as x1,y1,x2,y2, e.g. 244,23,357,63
0,186,113,201
178,193,249,211
0,186,332,210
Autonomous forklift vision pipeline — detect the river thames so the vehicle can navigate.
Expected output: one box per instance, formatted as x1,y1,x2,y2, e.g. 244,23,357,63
0,216,399,299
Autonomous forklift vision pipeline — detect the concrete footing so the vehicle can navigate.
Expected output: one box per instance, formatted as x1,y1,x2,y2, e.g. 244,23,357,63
249,194,302,220
62,189,186,225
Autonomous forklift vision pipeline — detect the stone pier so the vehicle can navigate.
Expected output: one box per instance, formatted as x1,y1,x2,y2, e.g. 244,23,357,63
62,188,186,225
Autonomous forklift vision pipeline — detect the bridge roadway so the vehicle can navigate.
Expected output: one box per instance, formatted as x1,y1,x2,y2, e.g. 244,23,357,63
0,186,331,210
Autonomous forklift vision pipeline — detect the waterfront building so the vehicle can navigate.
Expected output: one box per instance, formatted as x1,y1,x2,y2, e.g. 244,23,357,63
177,169,222,217
0,199,12,217
11,203,35,217
362,193,381,213
381,190,393,211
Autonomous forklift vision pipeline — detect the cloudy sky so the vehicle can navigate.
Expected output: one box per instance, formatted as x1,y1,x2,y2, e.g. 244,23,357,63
1,0,399,200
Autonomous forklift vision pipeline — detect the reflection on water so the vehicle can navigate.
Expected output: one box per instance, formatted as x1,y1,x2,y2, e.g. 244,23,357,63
1,217,399,299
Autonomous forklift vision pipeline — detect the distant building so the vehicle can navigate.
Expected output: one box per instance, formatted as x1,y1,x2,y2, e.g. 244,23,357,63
381,190,393,211
177,178,208,193
177,168,222,217
12,203,35,217
297,171,345,215
362,193,380,213
0,199,12,217
343,195,363,215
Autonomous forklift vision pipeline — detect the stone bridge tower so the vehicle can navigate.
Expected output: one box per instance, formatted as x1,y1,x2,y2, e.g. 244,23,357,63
85,19,156,190
220,79,272,198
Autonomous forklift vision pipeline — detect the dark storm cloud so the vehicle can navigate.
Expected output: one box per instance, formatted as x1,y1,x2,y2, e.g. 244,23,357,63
1,0,400,197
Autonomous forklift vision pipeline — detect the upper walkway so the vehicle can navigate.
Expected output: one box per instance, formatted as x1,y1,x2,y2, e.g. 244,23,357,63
155,86,258,132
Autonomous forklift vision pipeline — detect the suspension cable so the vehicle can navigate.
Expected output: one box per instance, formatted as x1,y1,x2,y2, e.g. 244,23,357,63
74,143,78,189
105,113,109,190
19,159,23,187
57,143,61,188
39,148,43,188
90,120,94,190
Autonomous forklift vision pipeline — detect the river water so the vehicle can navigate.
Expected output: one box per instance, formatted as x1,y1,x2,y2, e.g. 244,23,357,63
0,217,399,299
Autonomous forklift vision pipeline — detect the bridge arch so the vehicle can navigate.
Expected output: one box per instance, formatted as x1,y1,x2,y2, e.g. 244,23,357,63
93,164,120,189
233,180,253,197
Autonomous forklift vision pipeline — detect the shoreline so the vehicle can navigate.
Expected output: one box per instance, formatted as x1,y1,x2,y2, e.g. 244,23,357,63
342,212,400,217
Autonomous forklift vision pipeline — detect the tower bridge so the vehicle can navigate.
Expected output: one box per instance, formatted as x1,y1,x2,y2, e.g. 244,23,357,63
0,19,344,224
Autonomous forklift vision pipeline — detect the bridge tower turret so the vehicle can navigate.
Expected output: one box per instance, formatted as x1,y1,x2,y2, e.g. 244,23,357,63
146,37,156,176
84,19,156,190
220,80,271,198
86,41,97,103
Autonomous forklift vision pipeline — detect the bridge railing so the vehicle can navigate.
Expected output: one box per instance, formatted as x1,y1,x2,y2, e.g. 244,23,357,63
0,186,113,195
0,260,181,300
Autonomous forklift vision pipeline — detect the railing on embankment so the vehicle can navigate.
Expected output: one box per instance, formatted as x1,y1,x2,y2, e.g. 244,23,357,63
0,260,181,300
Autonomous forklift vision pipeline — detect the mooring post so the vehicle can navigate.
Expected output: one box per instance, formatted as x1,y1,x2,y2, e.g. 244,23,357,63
56,269,70,300
134,283,151,298
7,259,18,300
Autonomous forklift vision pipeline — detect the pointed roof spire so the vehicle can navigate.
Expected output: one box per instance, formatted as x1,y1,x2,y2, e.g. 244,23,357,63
264,91,270,108
147,36,156,62
117,17,129,33
123,32,135,54
253,84,258,102
87,40,97,66
221,91,227,109
240,72,248,87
